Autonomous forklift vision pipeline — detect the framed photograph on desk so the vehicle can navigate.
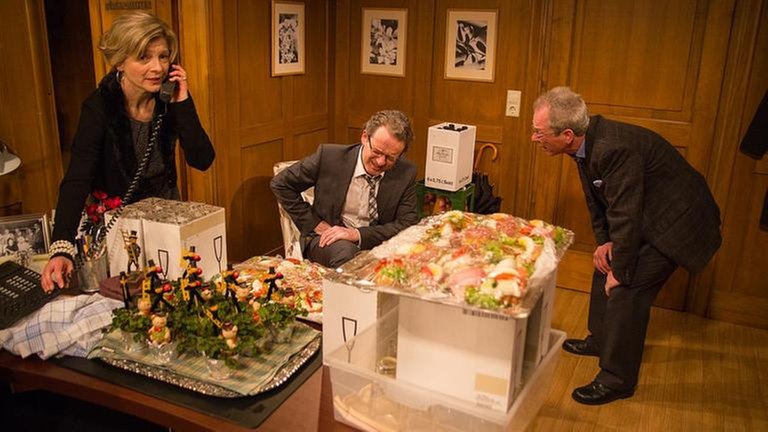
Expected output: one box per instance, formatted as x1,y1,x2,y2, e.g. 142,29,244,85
0,213,50,271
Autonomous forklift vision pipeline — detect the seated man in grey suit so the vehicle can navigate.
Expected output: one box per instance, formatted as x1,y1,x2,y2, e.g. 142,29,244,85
270,110,419,268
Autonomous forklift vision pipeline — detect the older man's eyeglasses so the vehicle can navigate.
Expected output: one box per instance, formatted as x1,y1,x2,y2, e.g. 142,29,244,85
367,139,400,163
531,127,558,140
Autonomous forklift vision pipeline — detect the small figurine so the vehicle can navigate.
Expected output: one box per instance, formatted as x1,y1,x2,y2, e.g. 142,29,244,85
180,247,205,309
220,263,240,306
123,230,141,273
119,271,130,309
150,281,175,312
180,246,201,277
148,312,171,345
221,321,238,349
141,259,162,299
137,297,152,316
203,303,222,329
201,285,213,302
235,285,251,303
264,266,284,300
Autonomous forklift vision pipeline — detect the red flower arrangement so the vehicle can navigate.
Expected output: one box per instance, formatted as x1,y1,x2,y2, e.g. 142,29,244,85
85,190,122,224
79,190,122,260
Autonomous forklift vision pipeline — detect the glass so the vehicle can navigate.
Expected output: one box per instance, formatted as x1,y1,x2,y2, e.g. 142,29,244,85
119,330,141,353
147,341,173,365
367,139,400,163
78,253,108,293
205,357,233,380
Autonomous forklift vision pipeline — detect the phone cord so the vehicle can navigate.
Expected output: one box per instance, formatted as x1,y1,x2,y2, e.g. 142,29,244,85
75,109,167,271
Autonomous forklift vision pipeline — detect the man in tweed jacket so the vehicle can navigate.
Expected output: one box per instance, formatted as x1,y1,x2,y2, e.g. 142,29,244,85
532,87,721,405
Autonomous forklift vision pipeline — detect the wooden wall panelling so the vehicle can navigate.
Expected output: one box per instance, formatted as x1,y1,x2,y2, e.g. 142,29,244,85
331,0,350,143
430,0,506,171
214,0,245,260
215,1,330,261
503,0,548,219
0,0,61,215
703,0,768,328
177,0,217,205
45,0,95,169
410,1,437,178
344,0,420,158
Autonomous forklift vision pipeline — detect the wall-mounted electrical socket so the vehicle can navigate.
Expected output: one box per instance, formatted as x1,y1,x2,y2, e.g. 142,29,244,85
506,90,521,117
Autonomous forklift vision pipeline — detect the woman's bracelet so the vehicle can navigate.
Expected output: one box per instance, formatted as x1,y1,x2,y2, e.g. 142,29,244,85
49,240,76,261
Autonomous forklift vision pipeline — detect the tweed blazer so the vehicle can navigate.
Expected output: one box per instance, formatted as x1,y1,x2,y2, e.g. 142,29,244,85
578,116,722,284
270,143,419,252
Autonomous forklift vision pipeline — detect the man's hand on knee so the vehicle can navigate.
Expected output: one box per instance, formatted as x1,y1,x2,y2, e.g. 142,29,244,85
318,226,360,247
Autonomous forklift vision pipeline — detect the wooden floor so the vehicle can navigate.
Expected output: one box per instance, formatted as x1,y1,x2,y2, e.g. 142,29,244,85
530,288,768,431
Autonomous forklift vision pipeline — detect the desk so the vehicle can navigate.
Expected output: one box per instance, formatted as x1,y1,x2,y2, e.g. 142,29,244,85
0,351,355,431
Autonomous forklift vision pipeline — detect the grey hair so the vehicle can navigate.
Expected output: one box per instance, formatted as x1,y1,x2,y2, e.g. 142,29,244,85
533,86,590,136
363,110,414,154
99,11,178,69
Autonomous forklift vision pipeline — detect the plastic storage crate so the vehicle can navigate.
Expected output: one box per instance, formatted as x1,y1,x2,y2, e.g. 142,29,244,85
327,304,566,432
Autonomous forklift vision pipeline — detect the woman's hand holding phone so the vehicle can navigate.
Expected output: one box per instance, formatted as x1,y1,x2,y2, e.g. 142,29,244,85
166,64,189,103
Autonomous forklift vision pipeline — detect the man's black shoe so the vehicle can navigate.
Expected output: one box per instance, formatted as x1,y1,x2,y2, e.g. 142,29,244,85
562,338,599,357
572,381,634,405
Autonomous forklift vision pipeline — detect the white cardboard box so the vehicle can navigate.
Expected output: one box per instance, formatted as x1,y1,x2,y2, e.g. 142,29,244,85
397,297,528,412
322,278,398,360
425,122,476,191
105,198,227,281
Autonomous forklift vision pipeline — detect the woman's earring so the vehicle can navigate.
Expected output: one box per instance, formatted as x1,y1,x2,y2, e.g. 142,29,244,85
116,70,123,82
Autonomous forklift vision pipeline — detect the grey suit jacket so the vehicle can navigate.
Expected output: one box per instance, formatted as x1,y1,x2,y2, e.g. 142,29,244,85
578,116,722,284
270,143,419,252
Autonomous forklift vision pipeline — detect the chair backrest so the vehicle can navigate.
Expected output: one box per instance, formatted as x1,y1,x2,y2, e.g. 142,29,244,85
273,161,315,259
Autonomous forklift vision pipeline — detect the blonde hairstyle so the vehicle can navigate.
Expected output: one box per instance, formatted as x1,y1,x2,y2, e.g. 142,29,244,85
99,11,178,68
533,86,590,136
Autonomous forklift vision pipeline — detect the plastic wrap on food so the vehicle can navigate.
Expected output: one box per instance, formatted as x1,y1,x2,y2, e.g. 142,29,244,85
226,256,326,321
329,211,574,318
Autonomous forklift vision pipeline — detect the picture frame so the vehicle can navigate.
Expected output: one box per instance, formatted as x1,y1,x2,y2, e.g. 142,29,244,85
0,213,50,269
360,8,408,77
444,9,498,82
271,1,305,76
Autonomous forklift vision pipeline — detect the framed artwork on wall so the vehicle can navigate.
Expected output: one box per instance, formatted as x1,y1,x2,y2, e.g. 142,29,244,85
444,9,498,82
272,1,305,76
360,8,408,77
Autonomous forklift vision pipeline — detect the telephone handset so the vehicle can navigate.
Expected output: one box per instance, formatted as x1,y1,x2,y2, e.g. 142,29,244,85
158,73,177,104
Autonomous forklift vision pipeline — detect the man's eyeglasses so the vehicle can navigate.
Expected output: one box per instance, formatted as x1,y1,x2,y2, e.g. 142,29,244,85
531,127,558,140
367,139,400,163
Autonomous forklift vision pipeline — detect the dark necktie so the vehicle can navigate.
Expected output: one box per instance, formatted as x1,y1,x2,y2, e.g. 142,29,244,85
364,175,382,226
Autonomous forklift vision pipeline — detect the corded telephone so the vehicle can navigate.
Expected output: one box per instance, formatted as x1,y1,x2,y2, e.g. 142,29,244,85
0,260,60,329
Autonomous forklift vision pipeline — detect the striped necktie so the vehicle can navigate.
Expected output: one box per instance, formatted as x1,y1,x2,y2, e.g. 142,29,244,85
364,174,382,226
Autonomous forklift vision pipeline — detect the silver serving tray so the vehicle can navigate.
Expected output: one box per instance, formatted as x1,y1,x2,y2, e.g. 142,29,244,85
99,336,321,398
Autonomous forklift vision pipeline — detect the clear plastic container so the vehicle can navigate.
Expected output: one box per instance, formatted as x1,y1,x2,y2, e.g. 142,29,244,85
327,305,566,432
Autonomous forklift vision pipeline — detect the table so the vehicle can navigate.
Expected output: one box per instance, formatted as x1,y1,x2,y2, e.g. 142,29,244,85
0,350,355,431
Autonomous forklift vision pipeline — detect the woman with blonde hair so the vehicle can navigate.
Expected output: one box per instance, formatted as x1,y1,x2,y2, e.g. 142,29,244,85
42,11,214,292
